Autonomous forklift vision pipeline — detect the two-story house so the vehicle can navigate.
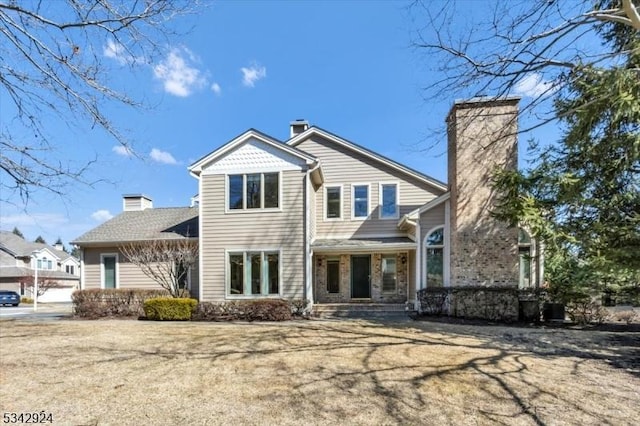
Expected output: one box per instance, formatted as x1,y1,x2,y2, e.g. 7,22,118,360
73,97,542,316
0,231,81,302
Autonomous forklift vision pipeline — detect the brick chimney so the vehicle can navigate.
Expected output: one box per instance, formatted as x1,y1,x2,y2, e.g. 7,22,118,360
122,194,153,211
446,97,520,288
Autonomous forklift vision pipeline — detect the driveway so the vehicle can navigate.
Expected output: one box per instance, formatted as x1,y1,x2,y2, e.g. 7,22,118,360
0,302,72,320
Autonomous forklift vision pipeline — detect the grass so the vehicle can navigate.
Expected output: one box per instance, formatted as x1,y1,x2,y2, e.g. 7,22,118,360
1,318,638,425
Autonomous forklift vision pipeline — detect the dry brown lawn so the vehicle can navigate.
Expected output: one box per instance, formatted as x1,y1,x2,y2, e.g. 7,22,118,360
1,318,638,425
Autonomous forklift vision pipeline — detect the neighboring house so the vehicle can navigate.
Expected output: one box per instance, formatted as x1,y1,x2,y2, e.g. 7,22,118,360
0,231,81,302
73,97,542,316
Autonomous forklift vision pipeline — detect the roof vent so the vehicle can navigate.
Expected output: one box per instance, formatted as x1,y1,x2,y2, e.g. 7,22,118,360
290,119,309,138
123,194,153,211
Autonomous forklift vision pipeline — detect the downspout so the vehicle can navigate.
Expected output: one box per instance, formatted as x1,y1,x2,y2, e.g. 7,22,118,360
305,162,320,306
415,219,421,312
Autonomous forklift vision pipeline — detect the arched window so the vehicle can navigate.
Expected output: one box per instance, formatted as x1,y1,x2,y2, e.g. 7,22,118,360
518,228,532,288
425,227,444,287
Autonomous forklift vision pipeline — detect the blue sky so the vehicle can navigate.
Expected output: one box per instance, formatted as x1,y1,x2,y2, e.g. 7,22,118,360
1,1,559,248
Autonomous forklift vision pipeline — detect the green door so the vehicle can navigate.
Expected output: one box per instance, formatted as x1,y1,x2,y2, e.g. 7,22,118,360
351,255,371,298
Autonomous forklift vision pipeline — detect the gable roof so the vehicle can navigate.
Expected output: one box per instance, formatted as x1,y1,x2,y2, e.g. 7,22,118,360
188,129,317,177
72,207,198,245
0,231,75,261
287,126,448,192
398,192,451,228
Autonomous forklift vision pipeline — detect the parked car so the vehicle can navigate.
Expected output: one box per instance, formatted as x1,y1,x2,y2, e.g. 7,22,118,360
0,291,20,306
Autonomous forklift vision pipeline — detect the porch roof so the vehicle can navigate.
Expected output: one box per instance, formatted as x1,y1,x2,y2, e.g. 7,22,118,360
312,237,416,253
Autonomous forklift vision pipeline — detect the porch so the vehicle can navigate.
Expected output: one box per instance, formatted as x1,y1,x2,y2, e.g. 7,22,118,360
311,237,417,305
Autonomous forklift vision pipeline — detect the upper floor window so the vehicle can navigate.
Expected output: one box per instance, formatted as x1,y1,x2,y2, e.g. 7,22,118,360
380,183,398,219
37,257,53,270
65,265,75,275
228,173,279,210
352,185,369,219
326,186,342,219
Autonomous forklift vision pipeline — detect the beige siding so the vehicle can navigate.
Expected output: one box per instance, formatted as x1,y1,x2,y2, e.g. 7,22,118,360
296,135,442,238
200,170,306,301
82,247,167,290
419,204,446,240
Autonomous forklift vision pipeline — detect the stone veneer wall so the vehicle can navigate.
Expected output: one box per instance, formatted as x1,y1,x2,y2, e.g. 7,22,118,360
447,98,520,289
315,253,408,303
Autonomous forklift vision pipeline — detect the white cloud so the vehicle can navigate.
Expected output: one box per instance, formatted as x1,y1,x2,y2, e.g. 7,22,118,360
241,63,267,87
103,39,136,65
2,213,69,227
112,145,134,157
153,47,207,97
150,148,178,165
91,210,114,222
514,73,555,97
211,82,221,95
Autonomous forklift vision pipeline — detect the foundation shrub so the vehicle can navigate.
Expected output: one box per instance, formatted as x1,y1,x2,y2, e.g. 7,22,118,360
143,297,198,321
194,299,293,322
72,289,169,318
20,297,33,304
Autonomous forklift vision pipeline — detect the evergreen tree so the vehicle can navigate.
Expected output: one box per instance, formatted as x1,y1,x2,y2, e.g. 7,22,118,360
34,236,46,244
12,227,24,238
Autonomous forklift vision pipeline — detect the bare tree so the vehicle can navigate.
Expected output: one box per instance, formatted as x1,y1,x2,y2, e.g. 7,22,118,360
19,274,63,298
412,0,639,141
0,1,199,204
120,239,198,298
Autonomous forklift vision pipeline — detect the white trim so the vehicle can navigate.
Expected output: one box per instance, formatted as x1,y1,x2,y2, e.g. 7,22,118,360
314,232,410,240
422,225,446,289
80,248,85,290
312,243,416,254
305,172,314,304
198,175,204,302
189,130,316,177
100,253,119,289
350,183,371,220
224,248,283,299
224,171,283,214
444,200,451,288
415,218,421,308
324,184,344,221
379,182,400,220
287,127,447,192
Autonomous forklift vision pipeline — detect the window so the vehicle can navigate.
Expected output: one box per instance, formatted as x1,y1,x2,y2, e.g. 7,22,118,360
227,251,280,296
382,255,397,292
519,228,532,288
352,185,369,218
175,261,189,290
102,255,117,289
37,257,53,270
425,227,444,287
380,183,398,219
65,265,75,275
228,173,279,210
326,186,342,219
326,259,340,293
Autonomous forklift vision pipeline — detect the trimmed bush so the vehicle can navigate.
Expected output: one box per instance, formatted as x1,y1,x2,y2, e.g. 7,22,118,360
72,289,169,318
143,297,198,321
193,299,293,322
20,297,33,304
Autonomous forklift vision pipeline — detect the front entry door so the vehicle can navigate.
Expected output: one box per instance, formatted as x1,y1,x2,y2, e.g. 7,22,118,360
351,255,371,298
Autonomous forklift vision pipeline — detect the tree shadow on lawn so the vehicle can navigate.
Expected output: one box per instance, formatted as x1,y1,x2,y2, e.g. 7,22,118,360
38,319,638,426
